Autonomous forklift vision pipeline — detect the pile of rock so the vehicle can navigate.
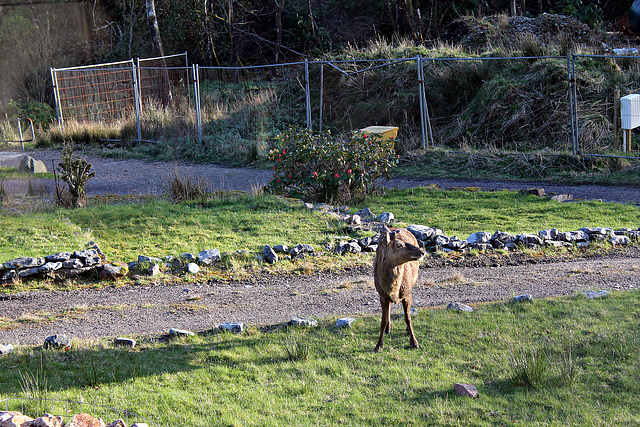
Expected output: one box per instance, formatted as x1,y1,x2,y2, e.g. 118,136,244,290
0,411,148,427
0,242,127,285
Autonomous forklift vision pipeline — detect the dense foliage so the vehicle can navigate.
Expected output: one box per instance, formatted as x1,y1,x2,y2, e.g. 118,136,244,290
266,127,398,203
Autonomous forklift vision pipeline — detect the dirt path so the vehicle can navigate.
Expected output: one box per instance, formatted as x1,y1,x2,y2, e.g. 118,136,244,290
2,149,640,204
2,249,640,346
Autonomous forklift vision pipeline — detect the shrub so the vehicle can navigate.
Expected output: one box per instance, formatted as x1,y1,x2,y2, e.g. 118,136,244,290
266,127,398,204
55,143,95,208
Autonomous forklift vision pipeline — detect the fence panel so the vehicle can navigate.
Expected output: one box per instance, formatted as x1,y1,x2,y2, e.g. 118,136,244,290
573,54,640,156
196,63,307,161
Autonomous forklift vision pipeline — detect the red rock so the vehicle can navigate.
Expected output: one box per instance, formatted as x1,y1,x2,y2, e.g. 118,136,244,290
67,414,105,427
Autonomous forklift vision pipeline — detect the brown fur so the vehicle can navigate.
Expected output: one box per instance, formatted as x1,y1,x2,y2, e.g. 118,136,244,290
373,226,425,351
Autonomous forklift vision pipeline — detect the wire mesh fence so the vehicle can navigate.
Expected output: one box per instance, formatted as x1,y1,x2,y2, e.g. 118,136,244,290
50,52,640,160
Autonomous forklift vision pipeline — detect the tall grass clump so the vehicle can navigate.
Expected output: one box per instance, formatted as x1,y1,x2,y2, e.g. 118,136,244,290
162,168,211,203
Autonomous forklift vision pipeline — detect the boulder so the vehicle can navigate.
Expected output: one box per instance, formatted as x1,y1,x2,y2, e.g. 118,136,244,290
447,302,473,312
114,337,136,348
197,249,221,265
168,328,195,337
0,344,14,355
335,317,355,328
34,414,64,427
219,322,245,333
376,212,395,224
68,413,105,427
513,294,533,303
273,245,289,254
3,413,35,427
186,263,200,274
3,257,44,270
45,252,72,262
262,245,278,264
408,224,438,241
466,231,491,245
454,383,479,398
289,317,318,327
63,258,84,269
354,208,374,220
18,155,47,174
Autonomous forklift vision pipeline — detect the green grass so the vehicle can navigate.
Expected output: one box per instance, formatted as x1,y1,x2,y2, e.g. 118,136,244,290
1,291,639,425
1,188,638,272
0,166,54,179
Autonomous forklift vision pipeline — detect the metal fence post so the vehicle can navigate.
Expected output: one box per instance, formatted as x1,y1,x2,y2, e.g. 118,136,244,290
417,56,427,149
193,64,202,145
50,67,64,128
571,52,579,155
567,51,577,155
131,60,142,141
319,62,324,132
304,58,312,130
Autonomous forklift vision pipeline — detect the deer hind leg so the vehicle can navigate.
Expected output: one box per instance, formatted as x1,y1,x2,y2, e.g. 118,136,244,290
375,296,391,352
402,297,420,349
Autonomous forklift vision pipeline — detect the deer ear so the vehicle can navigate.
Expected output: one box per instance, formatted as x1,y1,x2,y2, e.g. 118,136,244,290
381,230,392,245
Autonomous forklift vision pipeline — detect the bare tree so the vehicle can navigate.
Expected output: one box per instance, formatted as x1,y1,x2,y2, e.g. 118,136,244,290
274,0,285,63
145,0,172,105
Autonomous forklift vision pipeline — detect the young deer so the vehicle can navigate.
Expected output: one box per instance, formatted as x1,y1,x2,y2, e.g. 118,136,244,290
373,226,425,351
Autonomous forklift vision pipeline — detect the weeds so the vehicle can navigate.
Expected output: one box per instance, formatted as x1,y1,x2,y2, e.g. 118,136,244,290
54,143,95,208
162,168,211,203
283,335,311,361
508,344,549,388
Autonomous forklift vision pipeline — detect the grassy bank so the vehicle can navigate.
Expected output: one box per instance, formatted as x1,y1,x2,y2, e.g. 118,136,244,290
1,291,639,425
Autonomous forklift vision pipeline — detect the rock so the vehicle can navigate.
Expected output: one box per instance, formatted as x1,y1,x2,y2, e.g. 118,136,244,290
18,155,47,174
18,267,41,278
522,188,545,197
447,238,467,250
435,235,450,247
610,235,630,246
289,317,318,327
197,249,221,265
146,263,160,276
518,233,543,245
549,194,573,202
186,263,200,274
0,344,14,355
348,215,362,225
408,224,438,241
1,270,17,282
68,413,105,427
114,337,136,348
137,255,162,264
335,317,355,328
358,236,373,249
585,290,609,299
354,207,374,220
376,212,395,224
3,256,44,270
44,334,71,350
179,253,195,261
273,245,289,254
513,294,533,303
63,258,84,269
73,249,98,260
447,302,473,312
3,413,35,427
99,264,125,281
491,230,514,243
454,383,479,398
168,328,195,337
131,424,148,427
573,230,590,241
38,262,62,273
289,244,314,258
538,228,558,241
45,252,72,262
105,420,126,427
219,322,245,333
303,202,314,209
0,413,21,424
262,245,278,264
466,231,491,245
34,414,64,427
470,242,493,251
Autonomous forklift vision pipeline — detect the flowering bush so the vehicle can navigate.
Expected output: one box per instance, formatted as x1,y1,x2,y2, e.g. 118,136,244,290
266,127,398,203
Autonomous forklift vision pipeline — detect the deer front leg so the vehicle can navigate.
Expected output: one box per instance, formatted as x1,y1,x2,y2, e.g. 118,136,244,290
375,296,391,352
402,297,420,349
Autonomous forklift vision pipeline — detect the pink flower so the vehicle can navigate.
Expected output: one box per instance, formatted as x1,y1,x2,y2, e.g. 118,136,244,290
277,158,281,162
273,166,276,170
282,149,287,154
289,174,293,179
334,173,340,178
347,169,352,174
277,179,280,183
363,134,368,139
313,171,318,177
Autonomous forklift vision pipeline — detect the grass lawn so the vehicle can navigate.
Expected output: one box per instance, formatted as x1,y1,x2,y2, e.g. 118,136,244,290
1,291,639,426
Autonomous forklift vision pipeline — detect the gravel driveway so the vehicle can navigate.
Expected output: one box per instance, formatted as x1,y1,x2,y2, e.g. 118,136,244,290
1,149,640,346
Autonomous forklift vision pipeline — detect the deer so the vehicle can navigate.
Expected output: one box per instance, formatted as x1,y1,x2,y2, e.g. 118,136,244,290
373,226,425,352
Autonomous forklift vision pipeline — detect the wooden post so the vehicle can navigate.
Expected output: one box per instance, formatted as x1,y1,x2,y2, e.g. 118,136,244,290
614,89,620,150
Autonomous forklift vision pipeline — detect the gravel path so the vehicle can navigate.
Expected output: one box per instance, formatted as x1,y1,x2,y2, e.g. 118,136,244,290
1,149,640,346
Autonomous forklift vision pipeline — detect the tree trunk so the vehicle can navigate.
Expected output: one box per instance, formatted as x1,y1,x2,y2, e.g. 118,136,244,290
145,0,172,105
275,0,284,63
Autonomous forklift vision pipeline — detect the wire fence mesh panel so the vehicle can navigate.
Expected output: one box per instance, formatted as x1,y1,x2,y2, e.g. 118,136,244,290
420,56,571,154
138,53,191,110
309,59,422,151
573,54,640,157
196,63,307,163
53,61,136,125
